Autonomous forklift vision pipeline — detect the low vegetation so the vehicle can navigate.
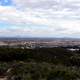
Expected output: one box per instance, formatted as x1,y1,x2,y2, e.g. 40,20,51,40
0,47,80,80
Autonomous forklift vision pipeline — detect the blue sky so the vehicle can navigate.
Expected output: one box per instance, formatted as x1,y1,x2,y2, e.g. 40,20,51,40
0,0,12,6
0,0,80,37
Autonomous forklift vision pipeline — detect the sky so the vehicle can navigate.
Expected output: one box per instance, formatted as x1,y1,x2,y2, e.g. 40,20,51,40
0,0,80,38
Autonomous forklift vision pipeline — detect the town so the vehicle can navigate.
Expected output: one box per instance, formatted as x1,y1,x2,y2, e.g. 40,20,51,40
0,38,80,51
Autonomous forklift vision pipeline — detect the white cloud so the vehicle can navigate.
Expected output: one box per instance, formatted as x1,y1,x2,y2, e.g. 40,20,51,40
0,0,80,37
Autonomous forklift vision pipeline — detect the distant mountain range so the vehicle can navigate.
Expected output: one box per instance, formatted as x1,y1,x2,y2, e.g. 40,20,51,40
0,37,80,41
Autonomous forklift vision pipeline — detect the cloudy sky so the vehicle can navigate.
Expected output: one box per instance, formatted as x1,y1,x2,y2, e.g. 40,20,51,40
0,0,80,38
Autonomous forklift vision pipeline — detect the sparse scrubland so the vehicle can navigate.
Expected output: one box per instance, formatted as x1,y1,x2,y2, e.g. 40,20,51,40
0,47,80,80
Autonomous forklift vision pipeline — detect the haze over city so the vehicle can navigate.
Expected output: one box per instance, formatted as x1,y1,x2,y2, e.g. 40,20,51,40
0,0,80,38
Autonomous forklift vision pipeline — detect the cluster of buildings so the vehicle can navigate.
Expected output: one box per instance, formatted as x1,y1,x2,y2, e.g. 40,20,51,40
0,39,80,51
